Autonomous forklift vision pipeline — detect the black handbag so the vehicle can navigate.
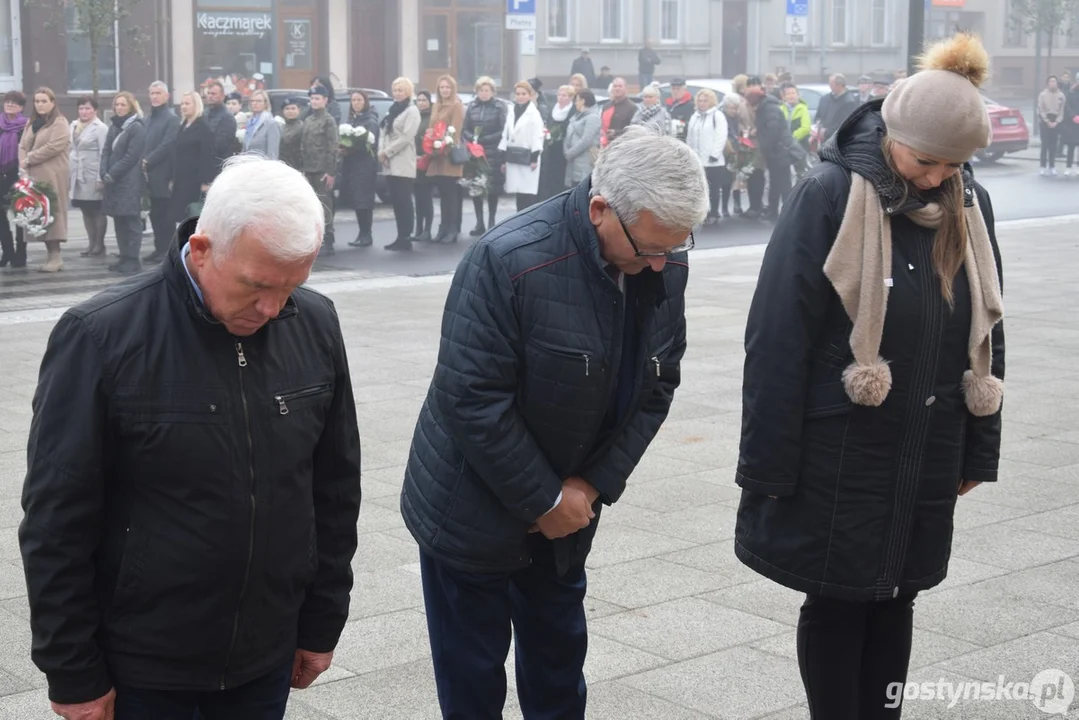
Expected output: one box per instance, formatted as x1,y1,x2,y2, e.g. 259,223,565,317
449,145,470,165
505,146,532,165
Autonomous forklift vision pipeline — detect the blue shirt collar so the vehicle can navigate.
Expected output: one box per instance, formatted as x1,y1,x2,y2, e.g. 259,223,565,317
181,242,205,305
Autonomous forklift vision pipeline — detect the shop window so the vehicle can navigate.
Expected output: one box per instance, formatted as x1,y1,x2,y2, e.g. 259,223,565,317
195,9,275,94
66,2,119,93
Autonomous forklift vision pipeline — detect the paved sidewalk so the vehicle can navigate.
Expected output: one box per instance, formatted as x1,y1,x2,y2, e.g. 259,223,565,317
0,218,1078,719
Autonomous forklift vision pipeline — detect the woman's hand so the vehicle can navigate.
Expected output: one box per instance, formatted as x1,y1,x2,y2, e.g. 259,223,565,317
530,162,538,171
200,184,210,193
958,480,981,496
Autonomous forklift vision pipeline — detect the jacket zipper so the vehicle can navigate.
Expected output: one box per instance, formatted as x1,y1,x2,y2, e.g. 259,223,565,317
221,341,258,690
274,384,332,416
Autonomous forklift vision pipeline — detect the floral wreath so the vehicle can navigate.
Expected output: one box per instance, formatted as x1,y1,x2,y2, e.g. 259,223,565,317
8,176,58,238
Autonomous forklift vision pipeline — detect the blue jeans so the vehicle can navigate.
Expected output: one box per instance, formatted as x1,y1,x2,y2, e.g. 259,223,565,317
639,73,654,88
419,535,589,720
113,656,294,720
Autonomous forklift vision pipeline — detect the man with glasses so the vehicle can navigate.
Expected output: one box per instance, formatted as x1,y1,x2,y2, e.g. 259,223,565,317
400,125,708,719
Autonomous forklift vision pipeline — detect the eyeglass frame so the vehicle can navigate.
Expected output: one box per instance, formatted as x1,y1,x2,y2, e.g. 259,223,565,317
611,209,695,257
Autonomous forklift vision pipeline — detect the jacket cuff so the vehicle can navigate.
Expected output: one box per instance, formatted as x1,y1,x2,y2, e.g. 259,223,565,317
47,664,113,705
734,470,797,497
297,615,346,655
581,462,627,505
963,466,998,484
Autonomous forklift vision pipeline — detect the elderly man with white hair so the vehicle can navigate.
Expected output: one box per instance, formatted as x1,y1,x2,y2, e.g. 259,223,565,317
20,156,362,720
401,125,708,719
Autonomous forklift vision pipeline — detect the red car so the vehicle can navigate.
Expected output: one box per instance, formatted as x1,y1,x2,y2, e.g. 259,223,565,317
978,96,1029,163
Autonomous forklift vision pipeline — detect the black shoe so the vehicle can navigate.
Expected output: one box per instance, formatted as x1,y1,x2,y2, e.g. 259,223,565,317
385,238,413,252
414,231,432,243
319,243,335,256
143,250,164,263
349,233,373,247
110,259,142,275
10,242,26,268
722,209,731,219
0,250,11,268
469,223,486,237
440,231,459,244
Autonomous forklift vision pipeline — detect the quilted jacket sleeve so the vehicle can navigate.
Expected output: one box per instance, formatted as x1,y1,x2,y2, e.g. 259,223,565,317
581,297,687,505
736,176,838,497
430,242,564,523
963,184,1005,484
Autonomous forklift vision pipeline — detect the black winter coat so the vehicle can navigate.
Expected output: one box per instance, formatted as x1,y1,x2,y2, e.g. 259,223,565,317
203,104,237,178
19,220,362,704
101,115,146,217
400,178,687,576
340,109,380,211
169,118,216,225
754,94,805,167
539,105,575,201
1062,87,1079,146
142,105,181,198
815,90,860,142
734,101,1005,603
463,98,508,156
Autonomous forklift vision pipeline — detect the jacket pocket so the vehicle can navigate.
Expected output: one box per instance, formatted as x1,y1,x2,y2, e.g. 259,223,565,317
113,394,228,425
525,337,596,379
110,523,149,618
804,381,851,419
272,383,333,416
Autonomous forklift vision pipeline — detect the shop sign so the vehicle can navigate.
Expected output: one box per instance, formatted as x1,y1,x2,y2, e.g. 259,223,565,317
196,12,273,39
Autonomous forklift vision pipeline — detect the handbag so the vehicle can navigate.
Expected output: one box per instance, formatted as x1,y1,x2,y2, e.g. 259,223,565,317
449,145,470,165
505,146,532,165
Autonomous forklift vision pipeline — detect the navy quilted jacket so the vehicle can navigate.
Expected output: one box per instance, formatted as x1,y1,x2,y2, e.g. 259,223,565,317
400,179,688,574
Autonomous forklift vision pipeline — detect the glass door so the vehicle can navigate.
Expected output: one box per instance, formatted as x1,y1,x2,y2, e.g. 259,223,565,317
456,12,503,89
421,11,453,95
0,0,22,93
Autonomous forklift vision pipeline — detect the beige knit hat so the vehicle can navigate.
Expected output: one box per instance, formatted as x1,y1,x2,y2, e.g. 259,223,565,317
882,33,992,163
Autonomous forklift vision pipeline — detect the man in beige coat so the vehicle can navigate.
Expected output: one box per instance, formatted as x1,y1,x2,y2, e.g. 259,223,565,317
19,87,70,272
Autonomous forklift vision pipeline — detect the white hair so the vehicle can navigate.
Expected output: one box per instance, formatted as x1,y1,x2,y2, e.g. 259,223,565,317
590,125,708,230
720,92,744,111
195,155,324,261
640,85,660,99
149,81,169,93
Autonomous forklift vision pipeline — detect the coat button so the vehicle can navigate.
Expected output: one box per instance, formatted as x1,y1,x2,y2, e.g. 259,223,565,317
925,396,936,406
893,586,899,598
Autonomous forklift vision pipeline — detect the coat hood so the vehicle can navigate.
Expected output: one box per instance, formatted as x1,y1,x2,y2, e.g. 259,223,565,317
819,98,977,215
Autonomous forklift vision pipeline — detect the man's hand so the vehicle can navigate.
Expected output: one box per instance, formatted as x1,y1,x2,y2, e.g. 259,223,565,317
291,649,333,689
532,478,596,540
958,479,981,496
562,476,600,506
322,174,335,190
51,689,115,720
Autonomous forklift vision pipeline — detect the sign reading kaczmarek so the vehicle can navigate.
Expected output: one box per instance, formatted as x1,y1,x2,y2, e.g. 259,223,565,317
196,12,273,39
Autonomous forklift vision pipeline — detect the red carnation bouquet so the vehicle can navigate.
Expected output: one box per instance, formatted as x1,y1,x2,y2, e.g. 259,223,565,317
418,121,458,171
8,175,58,238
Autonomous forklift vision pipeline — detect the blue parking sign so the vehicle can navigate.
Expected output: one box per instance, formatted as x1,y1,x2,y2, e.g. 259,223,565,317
507,0,536,14
786,0,808,16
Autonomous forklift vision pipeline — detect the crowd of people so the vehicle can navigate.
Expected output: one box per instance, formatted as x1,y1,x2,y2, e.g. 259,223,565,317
1036,71,1079,176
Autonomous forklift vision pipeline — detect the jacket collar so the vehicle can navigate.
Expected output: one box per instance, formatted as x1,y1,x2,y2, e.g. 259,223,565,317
819,98,977,216
163,217,300,329
564,178,668,304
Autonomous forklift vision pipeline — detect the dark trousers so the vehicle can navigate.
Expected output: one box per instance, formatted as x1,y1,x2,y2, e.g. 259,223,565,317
114,655,293,720
718,167,734,214
704,166,723,216
746,168,766,212
515,193,537,212
414,172,434,234
1067,143,1078,168
355,209,373,236
306,172,334,244
113,214,144,262
1041,124,1060,168
387,175,415,239
434,175,462,235
78,205,109,252
419,537,588,720
797,593,917,720
766,159,793,217
150,196,175,253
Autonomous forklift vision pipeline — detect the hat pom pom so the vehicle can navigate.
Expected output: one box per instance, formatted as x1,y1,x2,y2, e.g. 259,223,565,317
842,359,892,407
962,370,1003,416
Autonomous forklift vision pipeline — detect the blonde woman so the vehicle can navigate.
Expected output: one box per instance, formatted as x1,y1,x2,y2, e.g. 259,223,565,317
538,84,576,200
735,34,1003,718
426,74,466,243
169,91,216,227
462,76,507,236
18,87,70,272
569,73,588,93
101,90,147,274
378,76,422,251
242,89,280,160
685,89,727,225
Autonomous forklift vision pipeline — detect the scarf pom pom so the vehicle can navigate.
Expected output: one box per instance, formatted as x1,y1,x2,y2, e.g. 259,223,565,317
963,370,1003,416
842,359,892,407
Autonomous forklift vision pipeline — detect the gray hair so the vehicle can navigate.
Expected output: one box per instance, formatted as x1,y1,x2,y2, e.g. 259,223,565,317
590,125,708,230
195,155,324,261
720,92,744,111
830,73,847,87
149,80,169,94
640,85,660,99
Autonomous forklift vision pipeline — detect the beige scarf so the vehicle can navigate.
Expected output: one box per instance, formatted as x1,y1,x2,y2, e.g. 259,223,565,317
823,172,1004,417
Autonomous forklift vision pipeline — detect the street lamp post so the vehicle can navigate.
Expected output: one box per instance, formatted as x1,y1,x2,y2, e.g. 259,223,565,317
908,0,927,76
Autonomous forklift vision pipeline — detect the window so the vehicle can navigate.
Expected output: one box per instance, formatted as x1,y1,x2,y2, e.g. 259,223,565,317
548,0,569,42
195,11,275,91
1003,1,1026,47
601,0,623,42
831,0,849,45
871,0,888,45
65,2,119,93
660,0,680,42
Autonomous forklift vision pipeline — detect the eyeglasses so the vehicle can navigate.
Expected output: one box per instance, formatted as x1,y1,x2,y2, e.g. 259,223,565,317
613,210,694,257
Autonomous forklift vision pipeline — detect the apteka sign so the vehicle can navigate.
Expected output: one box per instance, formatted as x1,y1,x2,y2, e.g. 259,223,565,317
196,12,273,39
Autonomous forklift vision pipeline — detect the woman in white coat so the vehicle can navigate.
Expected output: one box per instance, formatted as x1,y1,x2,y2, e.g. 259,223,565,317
686,89,728,225
498,80,545,211
69,96,109,256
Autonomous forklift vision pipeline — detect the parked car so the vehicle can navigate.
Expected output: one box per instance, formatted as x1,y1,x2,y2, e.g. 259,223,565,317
646,79,735,106
977,95,1030,163
796,84,831,118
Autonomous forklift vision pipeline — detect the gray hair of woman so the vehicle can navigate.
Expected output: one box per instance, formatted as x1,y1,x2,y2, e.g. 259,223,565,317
720,92,744,112
640,85,661,100
590,125,709,231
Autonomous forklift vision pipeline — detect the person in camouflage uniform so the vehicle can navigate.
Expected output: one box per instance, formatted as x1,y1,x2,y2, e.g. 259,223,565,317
301,86,339,253
278,97,305,171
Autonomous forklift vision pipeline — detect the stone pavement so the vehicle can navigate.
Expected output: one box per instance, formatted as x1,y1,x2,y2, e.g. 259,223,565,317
1,216,1078,719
